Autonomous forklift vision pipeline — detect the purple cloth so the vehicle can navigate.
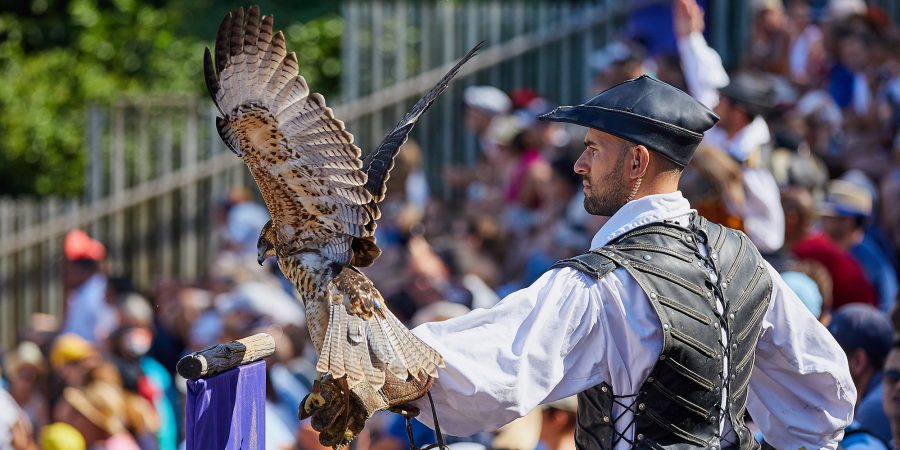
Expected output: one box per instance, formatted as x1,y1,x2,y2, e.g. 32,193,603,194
185,360,266,450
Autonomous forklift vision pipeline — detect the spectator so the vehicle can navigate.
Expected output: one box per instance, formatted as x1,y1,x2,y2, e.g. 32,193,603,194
221,186,270,261
680,144,746,231
674,0,788,254
2,342,48,435
62,229,115,343
49,334,99,391
829,303,894,443
52,382,142,450
882,339,900,449
780,270,825,320
589,39,649,94
464,85,512,158
787,0,827,87
0,387,37,450
744,0,791,75
782,186,877,309
445,86,512,204
538,396,577,450
820,179,898,312
788,259,835,325
673,0,730,109
705,73,786,254
880,170,900,274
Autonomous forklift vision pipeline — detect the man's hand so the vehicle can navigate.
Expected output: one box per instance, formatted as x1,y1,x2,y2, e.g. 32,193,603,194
673,0,705,38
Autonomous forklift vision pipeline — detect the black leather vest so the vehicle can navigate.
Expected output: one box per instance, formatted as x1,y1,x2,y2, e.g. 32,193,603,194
554,215,772,450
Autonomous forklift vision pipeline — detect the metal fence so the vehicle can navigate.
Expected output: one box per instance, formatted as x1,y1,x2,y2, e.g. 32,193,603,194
0,0,636,349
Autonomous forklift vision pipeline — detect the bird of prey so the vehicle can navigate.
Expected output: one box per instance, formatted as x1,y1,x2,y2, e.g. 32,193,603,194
204,6,481,446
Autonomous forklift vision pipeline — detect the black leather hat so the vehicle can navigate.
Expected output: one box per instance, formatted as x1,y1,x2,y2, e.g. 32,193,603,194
539,75,719,166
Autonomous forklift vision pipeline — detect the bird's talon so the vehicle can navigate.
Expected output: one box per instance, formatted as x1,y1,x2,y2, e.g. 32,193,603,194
306,392,326,410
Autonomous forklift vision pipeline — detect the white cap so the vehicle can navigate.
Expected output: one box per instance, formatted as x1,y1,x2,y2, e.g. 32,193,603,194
797,90,843,129
753,0,784,12
464,86,511,114
411,301,470,327
826,0,866,20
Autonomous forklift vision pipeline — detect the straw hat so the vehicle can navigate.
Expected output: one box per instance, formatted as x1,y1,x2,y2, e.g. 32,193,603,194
62,382,127,435
819,179,873,218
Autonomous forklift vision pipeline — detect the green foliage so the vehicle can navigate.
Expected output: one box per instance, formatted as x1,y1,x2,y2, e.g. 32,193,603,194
0,0,342,196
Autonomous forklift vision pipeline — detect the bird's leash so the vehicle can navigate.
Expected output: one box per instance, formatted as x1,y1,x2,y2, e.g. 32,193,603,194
404,392,449,450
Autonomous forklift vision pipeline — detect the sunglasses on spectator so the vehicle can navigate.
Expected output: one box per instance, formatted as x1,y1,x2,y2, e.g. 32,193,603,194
884,369,900,385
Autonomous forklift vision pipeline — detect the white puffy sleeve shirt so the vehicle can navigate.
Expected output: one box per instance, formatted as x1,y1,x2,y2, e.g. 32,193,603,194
412,192,855,449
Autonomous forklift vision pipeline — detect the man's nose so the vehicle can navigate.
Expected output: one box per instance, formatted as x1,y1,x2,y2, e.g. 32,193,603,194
574,152,589,175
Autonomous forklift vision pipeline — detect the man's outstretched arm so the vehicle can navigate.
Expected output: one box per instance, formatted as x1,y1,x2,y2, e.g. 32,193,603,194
747,263,857,449
410,267,610,435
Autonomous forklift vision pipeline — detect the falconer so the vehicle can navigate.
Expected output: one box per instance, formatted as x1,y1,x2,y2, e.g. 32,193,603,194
406,76,855,449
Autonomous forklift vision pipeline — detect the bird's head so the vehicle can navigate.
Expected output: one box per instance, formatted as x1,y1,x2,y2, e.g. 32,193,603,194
257,235,276,265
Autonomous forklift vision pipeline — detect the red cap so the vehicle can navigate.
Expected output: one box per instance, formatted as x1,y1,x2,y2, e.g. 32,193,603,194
64,229,106,261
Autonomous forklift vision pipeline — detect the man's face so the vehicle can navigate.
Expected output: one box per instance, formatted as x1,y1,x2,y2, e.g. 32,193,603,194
882,349,900,419
821,215,856,247
464,107,492,135
713,96,736,131
575,129,632,216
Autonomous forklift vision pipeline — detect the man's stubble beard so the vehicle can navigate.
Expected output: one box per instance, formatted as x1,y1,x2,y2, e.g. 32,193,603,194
583,152,631,216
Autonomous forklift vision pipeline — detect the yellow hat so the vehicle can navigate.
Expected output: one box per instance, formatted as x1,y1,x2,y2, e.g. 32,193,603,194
50,334,95,370
40,422,86,450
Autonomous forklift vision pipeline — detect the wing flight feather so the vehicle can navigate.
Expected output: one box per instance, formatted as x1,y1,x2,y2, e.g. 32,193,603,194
205,6,371,266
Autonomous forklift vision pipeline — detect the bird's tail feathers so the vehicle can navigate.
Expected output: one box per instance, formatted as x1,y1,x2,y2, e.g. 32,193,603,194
316,301,442,392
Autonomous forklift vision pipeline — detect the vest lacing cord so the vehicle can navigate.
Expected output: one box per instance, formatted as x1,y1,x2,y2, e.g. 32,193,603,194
610,392,641,447
712,311,740,449
405,392,449,450
692,223,739,449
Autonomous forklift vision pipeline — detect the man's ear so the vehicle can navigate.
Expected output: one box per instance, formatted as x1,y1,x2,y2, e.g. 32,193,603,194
630,145,650,179
848,348,870,377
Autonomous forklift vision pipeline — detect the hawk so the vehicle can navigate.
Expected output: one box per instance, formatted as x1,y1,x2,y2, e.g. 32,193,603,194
204,6,481,446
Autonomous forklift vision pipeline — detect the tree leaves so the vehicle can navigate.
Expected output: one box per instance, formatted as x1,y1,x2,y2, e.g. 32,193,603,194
0,0,342,196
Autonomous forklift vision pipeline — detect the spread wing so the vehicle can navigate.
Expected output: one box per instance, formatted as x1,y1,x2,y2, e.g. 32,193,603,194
362,41,484,205
204,6,371,267
350,41,484,267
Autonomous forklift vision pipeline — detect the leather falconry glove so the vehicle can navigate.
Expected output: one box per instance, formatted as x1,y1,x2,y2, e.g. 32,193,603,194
300,372,434,448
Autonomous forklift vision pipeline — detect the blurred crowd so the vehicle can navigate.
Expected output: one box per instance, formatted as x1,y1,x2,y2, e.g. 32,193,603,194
3,0,900,449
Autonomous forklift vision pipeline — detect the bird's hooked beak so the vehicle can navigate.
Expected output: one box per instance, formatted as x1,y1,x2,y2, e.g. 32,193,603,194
257,237,273,266
257,248,267,266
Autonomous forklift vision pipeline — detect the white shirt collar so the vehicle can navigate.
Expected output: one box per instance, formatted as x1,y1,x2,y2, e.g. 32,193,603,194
589,191,695,249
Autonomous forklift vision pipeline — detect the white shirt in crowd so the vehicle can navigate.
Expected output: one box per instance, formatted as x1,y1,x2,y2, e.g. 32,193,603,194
678,32,785,254
706,117,786,254
677,32,730,110
413,191,855,450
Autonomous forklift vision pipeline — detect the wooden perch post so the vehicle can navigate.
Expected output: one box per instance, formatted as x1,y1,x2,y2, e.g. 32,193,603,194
176,333,275,380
